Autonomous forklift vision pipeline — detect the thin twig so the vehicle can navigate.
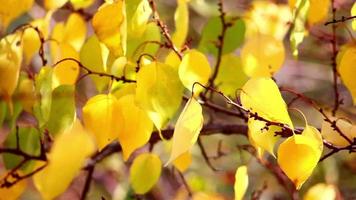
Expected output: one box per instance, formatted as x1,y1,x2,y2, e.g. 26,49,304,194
325,15,356,26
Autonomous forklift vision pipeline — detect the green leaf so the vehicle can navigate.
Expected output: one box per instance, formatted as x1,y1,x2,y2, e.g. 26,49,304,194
0,101,6,127
198,17,245,56
3,127,41,172
44,85,75,136
33,66,53,127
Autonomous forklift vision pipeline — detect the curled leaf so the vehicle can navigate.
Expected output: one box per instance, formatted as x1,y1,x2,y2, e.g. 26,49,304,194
277,126,323,189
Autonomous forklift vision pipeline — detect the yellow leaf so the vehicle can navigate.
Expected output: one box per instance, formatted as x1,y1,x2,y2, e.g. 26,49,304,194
289,0,330,25
321,117,355,146
165,51,181,69
173,151,192,172
117,94,153,161
277,125,323,189
70,0,95,9
0,0,34,29
126,0,152,38
22,12,52,63
167,97,203,164
304,183,336,200
63,13,87,51
129,153,162,194
0,33,23,112
82,94,122,150
172,0,189,47
33,120,95,200
136,61,183,130
352,3,356,31
214,54,248,97
0,174,27,200
244,1,292,40
240,78,293,128
52,43,80,88
289,0,310,57
17,78,36,113
248,119,281,157
92,1,126,56
307,0,330,25
338,44,356,104
44,0,68,10
241,34,285,77
178,50,211,93
80,35,110,92
234,165,248,200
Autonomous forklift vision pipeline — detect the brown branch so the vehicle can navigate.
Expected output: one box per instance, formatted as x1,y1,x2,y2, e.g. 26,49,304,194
197,137,221,171
52,58,136,84
206,0,229,89
148,0,183,59
330,1,341,116
81,165,95,200
324,15,356,26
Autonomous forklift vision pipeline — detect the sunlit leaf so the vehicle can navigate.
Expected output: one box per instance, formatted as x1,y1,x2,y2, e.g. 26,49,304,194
62,13,87,51
290,0,310,57
34,120,95,200
244,1,292,40
321,117,355,147
22,12,51,64
304,183,336,200
16,78,36,113
0,33,23,113
248,119,281,157
172,0,189,47
338,44,356,104
173,151,192,172
80,35,110,92
277,125,323,189
178,49,211,93
136,61,183,130
214,54,248,96
234,165,248,200
117,94,153,161
0,174,27,200
126,0,152,39
241,34,285,77
44,0,68,10
70,0,95,9
167,97,203,164
92,1,126,56
240,78,293,128
129,153,162,194
0,0,34,29
82,94,122,150
52,43,80,88
289,0,330,25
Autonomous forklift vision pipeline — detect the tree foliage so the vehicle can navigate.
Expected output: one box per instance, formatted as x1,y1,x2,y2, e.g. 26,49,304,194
0,0,356,199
